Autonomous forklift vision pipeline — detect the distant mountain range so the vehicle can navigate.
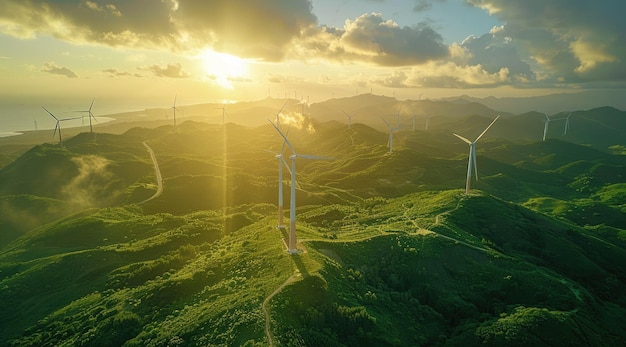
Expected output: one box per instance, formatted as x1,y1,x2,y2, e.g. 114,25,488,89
440,89,626,114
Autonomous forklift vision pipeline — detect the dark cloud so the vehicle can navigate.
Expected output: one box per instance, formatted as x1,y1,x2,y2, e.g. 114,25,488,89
466,0,626,83
139,63,190,78
458,28,534,81
41,62,78,78
300,13,448,66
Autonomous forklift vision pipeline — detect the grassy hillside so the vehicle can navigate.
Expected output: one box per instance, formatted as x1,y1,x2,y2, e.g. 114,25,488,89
0,110,625,346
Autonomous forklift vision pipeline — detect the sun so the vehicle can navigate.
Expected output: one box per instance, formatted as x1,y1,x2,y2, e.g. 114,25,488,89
199,49,248,89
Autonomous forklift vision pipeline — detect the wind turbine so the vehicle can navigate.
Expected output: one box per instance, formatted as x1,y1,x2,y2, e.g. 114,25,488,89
412,110,417,131
382,118,400,153
171,96,182,127
343,111,355,129
453,115,500,194
268,119,330,254
542,113,553,141
216,104,229,124
425,114,432,131
396,103,404,128
42,107,80,149
75,98,97,133
563,112,572,135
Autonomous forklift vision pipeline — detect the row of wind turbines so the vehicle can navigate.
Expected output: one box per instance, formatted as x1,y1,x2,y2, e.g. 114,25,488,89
42,98,98,149
269,100,504,253
543,112,573,141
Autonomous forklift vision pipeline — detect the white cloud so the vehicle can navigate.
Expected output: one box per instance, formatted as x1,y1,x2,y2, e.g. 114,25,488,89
41,61,78,78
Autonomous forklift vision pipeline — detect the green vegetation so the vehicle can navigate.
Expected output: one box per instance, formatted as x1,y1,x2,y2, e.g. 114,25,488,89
0,107,625,346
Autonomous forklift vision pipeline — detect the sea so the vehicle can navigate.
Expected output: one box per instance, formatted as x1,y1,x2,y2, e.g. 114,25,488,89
0,98,235,138
0,101,150,138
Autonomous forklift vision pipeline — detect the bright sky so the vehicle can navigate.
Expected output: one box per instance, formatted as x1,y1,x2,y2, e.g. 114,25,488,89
0,0,625,108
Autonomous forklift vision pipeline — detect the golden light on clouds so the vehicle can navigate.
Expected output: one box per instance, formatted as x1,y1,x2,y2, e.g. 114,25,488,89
200,49,249,89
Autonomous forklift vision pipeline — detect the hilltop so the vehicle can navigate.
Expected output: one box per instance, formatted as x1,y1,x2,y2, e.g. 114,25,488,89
0,100,625,346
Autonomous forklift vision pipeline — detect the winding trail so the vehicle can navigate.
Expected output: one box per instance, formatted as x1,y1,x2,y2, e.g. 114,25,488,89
263,273,299,346
138,141,163,205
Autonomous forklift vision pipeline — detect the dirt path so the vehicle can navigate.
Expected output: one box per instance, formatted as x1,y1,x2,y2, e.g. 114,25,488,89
262,273,299,346
138,141,163,204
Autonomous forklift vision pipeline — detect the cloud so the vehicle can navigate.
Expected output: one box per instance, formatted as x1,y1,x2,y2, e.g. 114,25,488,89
466,0,626,83
0,0,316,61
139,63,190,78
102,68,143,77
41,61,78,78
413,0,445,12
298,13,448,66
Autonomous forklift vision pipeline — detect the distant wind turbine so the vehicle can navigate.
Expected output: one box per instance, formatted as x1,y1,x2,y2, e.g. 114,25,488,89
453,115,500,194
171,96,182,127
382,117,400,153
75,98,97,133
396,103,404,128
542,113,553,141
412,110,417,131
42,107,81,149
563,112,572,135
343,111,355,129
216,104,229,124
425,114,432,131
268,119,330,254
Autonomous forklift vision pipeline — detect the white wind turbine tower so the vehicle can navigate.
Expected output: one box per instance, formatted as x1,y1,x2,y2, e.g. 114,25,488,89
563,112,572,135
382,118,400,153
425,114,432,131
171,96,182,127
542,113,553,141
269,119,330,254
75,98,97,133
268,127,291,228
42,107,81,149
216,104,229,124
343,111,355,129
453,115,500,194
412,110,417,131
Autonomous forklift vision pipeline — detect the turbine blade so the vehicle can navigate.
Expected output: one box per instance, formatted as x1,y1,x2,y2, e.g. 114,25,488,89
60,116,82,121
453,133,472,144
89,97,95,111
381,117,391,129
276,101,288,119
268,119,296,155
474,115,500,142
42,107,58,121
281,157,293,176
279,125,291,155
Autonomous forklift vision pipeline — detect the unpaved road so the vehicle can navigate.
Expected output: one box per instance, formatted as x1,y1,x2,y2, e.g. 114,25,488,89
262,273,299,346
138,141,163,204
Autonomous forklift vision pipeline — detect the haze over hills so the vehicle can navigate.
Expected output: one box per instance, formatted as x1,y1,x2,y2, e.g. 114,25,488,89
443,89,626,115
0,96,625,346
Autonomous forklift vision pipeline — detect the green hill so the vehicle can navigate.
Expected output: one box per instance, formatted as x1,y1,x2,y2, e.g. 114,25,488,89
0,112,625,346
